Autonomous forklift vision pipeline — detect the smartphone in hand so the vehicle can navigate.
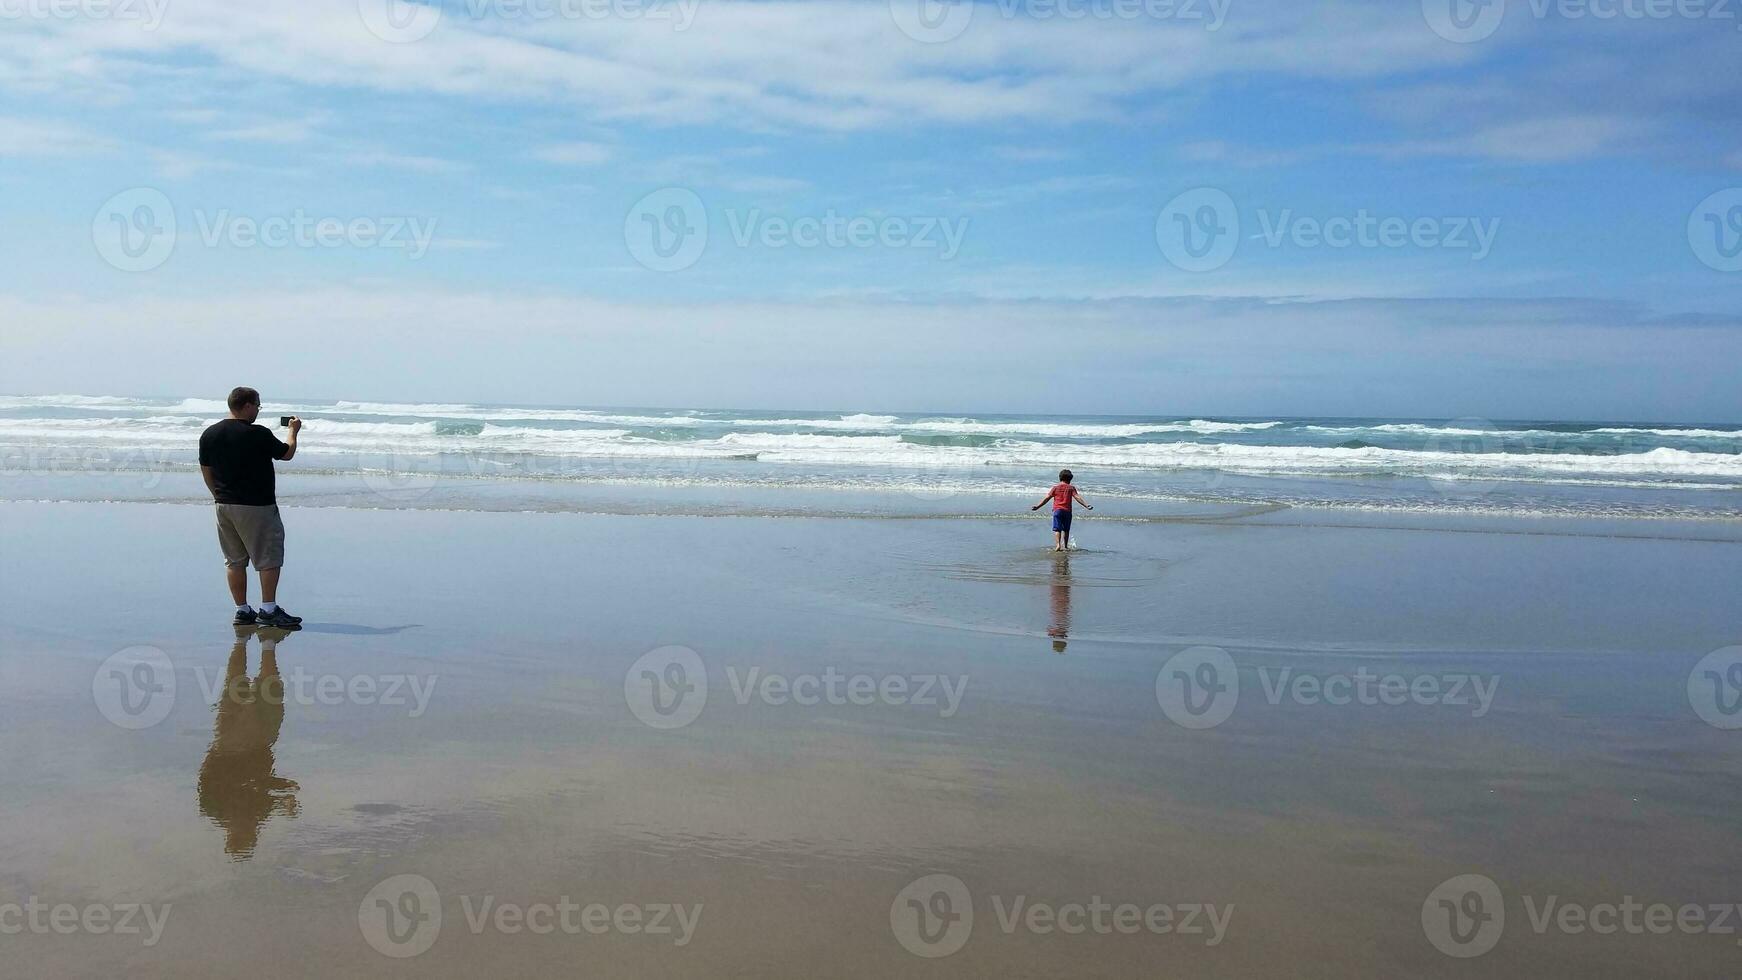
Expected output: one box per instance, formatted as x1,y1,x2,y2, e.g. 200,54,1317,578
279,416,294,428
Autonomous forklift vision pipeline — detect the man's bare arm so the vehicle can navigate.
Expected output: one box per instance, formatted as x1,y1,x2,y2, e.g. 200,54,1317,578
201,465,218,499
279,417,300,461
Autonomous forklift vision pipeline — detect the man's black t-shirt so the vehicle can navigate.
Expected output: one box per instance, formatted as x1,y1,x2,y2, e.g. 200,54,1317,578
198,419,289,506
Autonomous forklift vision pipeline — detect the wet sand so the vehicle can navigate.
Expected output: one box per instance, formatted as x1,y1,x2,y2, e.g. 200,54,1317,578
1,500,1739,976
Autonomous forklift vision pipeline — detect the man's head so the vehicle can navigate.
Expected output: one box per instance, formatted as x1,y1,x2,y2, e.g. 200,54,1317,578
227,386,261,422
1059,468,1073,484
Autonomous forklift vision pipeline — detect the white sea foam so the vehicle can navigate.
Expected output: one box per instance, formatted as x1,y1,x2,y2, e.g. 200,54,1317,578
1,397,1738,496
5,415,1735,487
1591,426,1742,439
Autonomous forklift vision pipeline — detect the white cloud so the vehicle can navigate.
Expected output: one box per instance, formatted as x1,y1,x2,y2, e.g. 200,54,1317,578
343,150,470,174
1377,115,1637,164
207,118,324,144
531,141,613,165
0,0,1478,131
994,145,1076,163
0,116,117,157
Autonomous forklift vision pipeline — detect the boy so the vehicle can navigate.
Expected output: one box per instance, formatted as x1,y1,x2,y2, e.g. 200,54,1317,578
1032,469,1091,551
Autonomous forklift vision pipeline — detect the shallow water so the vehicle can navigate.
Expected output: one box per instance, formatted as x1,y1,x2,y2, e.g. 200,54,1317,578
1,500,1739,976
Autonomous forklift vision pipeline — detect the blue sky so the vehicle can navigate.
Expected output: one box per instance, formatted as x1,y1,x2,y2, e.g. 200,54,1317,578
2,0,1739,419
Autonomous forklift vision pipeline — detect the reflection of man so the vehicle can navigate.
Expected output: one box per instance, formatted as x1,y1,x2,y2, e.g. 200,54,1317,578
1048,553,1072,653
198,626,299,860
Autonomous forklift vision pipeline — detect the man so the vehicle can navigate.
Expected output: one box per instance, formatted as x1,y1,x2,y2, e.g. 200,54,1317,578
199,387,304,628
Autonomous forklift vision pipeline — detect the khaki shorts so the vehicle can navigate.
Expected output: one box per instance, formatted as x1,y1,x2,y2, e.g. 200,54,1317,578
215,503,285,571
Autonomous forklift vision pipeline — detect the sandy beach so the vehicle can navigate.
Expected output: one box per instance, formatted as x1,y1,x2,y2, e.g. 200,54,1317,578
11,0,1742,972
3,493,1738,977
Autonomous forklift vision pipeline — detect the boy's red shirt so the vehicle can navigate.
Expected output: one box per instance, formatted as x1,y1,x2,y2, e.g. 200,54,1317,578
1051,483,1075,511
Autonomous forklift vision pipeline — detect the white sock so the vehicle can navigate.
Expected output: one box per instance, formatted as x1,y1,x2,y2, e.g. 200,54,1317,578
237,604,253,614
260,601,278,613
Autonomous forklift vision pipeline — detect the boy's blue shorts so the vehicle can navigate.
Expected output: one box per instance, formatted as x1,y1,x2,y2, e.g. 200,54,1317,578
1052,509,1073,533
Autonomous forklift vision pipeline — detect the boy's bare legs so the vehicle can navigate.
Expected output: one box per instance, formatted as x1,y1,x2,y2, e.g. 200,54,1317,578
227,565,248,605
259,567,280,605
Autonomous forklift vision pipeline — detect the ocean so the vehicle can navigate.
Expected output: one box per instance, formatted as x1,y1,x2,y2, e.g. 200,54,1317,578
2,393,1738,520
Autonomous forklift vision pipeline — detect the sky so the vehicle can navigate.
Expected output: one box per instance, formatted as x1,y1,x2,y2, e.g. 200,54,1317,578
1,0,1739,419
